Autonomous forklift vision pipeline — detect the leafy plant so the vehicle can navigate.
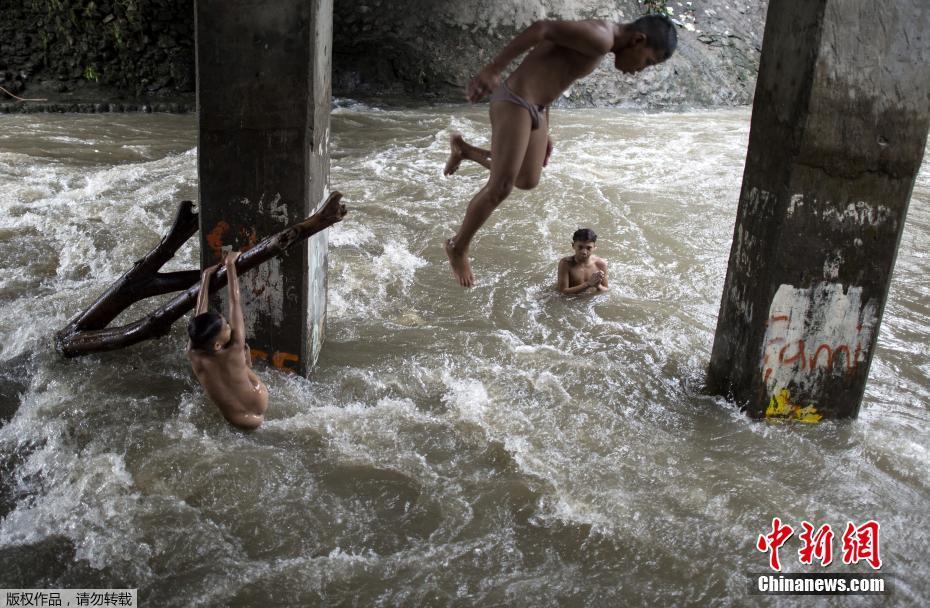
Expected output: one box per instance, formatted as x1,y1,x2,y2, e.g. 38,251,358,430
641,0,673,16
83,66,99,81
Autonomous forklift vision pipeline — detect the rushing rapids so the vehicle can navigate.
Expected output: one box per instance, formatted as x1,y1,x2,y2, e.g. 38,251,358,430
0,105,927,606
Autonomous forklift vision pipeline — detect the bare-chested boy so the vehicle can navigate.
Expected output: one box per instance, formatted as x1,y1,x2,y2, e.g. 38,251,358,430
558,228,609,295
187,251,268,429
443,15,677,287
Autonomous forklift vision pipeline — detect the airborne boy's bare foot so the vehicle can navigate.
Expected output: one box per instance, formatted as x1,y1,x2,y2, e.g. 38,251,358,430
445,238,475,287
443,133,466,176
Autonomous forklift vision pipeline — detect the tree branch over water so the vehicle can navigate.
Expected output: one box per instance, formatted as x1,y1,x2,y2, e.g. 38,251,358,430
55,192,347,358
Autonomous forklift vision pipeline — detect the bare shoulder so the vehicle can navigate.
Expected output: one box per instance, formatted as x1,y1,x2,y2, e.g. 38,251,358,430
585,19,613,32
561,18,612,32
594,256,608,269
576,19,615,46
219,342,247,364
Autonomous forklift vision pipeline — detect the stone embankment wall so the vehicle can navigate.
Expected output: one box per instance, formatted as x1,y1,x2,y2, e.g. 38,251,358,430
334,0,768,108
2,0,767,111
1,0,194,110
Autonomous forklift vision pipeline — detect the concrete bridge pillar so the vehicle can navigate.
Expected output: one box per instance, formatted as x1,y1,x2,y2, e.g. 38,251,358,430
195,0,333,375
708,0,930,420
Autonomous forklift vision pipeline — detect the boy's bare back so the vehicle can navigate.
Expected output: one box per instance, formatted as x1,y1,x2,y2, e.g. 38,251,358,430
188,337,267,430
187,252,268,429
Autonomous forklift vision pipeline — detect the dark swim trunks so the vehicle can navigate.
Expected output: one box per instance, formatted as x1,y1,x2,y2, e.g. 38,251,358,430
489,81,547,131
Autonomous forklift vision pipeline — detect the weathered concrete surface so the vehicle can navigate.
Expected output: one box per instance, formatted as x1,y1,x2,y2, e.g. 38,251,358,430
707,0,930,420
196,0,332,375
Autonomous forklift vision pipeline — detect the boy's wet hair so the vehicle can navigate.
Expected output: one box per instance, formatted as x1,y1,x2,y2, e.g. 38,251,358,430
573,228,597,243
188,311,225,351
630,14,678,60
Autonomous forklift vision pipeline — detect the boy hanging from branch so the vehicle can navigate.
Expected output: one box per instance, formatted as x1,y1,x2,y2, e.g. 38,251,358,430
187,251,268,429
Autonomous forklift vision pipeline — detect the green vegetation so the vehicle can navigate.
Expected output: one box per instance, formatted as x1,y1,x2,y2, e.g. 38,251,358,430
641,0,673,17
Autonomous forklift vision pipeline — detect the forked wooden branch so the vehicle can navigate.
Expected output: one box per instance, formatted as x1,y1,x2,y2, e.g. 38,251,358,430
55,192,347,357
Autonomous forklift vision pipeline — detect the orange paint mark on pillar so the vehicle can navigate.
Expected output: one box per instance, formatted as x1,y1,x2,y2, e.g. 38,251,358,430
238,227,259,251
272,351,299,373
206,221,231,262
250,348,269,362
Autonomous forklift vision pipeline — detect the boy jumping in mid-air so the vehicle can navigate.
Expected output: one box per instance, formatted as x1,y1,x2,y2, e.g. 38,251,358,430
443,15,677,287
187,251,268,429
558,228,608,295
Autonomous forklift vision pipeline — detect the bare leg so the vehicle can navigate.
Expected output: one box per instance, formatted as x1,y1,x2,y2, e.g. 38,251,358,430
445,103,532,287
444,133,493,175
515,111,549,190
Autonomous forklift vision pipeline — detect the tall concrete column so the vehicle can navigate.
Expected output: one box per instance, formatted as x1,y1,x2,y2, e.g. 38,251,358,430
708,0,930,420
196,0,333,375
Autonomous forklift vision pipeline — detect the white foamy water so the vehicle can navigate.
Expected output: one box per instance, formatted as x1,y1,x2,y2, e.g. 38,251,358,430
0,107,928,606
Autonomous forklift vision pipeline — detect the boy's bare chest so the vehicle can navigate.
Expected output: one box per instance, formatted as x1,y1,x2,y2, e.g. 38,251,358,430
568,261,597,284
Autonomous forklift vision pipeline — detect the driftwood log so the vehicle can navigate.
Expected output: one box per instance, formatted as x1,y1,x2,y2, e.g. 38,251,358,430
55,191,347,357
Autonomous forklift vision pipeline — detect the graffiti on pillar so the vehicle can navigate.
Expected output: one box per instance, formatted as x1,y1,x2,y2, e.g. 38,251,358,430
788,195,896,227
244,193,289,225
238,226,258,250
761,282,878,421
821,201,896,229
250,348,300,373
240,257,285,333
206,220,231,261
272,351,299,372
765,389,822,424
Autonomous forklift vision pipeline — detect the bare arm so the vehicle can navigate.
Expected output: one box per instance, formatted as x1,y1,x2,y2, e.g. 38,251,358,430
596,259,609,291
468,20,614,102
195,264,219,315
225,251,246,346
188,265,218,351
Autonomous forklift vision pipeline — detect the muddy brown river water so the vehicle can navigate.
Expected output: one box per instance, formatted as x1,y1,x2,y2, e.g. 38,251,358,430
0,104,928,606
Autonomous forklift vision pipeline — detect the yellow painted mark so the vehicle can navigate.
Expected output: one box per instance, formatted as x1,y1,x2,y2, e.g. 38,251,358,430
765,388,823,424
795,405,822,424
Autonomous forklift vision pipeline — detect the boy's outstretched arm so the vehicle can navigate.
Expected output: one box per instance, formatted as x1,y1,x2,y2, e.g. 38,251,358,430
195,264,219,315
188,264,219,352
468,20,614,102
225,251,246,347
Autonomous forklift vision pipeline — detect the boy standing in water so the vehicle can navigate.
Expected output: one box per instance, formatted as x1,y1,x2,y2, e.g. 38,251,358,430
558,228,609,295
187,251,268,429
443,15,677,287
